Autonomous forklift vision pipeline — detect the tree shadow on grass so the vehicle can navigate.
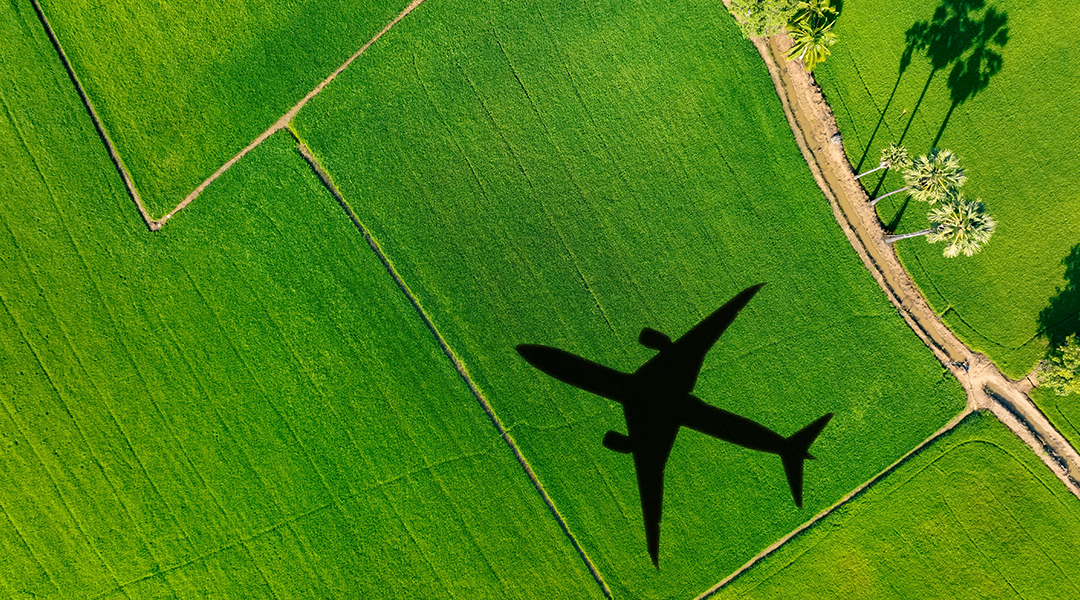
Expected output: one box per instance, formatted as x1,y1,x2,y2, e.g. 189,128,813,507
1038,245,1080,352
883,197,911,234
853,40,917,175
857,0,1009,175
899,0,1009,150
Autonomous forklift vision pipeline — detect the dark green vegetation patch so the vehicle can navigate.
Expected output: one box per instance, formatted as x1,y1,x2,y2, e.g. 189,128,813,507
0,4,603,595
712,411,1080,599
294,0,964,595
815,0,1080,378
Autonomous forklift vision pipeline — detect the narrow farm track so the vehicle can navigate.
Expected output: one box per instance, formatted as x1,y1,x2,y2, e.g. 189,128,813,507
742,28,1080,495
290,135,614,600
156,0,427,228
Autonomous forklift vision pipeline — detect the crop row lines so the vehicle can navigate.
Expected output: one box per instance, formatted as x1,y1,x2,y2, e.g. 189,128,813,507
27,0,618,592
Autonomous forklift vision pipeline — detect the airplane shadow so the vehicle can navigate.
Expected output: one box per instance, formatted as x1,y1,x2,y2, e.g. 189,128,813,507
517,284,833,567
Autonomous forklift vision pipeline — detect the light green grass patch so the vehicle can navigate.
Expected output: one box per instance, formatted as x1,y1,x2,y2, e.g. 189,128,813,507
35,0,407,215
711,411,1080,599
0,6,603,596
814,0,1080,378
294,0,965,595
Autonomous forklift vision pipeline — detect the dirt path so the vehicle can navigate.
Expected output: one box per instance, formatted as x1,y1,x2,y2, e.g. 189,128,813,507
156,0,426,227
741,31,1080,497
696,10,1080,597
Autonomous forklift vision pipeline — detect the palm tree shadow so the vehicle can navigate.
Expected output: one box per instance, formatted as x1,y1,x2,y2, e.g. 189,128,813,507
854,67,907,175
931,8,1009,147
1038,245,1080,352
896,0,1009,150
883,197,911,233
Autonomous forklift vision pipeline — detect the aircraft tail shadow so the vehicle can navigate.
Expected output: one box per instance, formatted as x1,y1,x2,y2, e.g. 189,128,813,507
780,412,834,508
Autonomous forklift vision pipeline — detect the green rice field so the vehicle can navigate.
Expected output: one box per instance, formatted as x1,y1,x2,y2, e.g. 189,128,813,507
0,6,603,595
6,0,1079,596
814,0,1080,379
711,411,1080,599
34,0,406,215
292,0,965,595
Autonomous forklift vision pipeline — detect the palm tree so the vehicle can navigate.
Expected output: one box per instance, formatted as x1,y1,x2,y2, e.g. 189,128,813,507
905,148,966,204
884,192,995,257
786,20,837,71
792,0,836,25
855,143,909,180
870,148,965,207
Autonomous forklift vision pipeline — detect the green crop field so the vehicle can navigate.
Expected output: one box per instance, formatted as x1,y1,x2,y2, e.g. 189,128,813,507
33,0,407,215
0,5,605,596
711,411,1080,599
292,0,965,595
10,0,1079,595
813,0,1080,378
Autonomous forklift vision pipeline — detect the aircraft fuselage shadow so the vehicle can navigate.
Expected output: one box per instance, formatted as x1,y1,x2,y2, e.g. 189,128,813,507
517,284,833,567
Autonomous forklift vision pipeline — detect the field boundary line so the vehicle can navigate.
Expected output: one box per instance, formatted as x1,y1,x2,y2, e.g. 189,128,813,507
154,0,426,227
719,2,1080,498
291,134,614,600
27,0,159,231
695,407,973,599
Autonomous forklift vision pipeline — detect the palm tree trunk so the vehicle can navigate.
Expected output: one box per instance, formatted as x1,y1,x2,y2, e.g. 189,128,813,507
870,187,907,207
855,163,887,180
884,228,932,244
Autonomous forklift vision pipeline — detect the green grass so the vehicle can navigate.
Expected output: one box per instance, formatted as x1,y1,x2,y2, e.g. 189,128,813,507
1031,387,1080,453
711,411,1080,599
35,0,407,216
814,0,1080,378
0,4,604,596
293,0,966,595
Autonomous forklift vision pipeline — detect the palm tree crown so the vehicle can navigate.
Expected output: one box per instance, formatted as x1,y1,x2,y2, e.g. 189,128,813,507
786,20,837,71
856,143,909,180
881,144,909,170
792,0,836,24
926,192,996,257
903,149,967,204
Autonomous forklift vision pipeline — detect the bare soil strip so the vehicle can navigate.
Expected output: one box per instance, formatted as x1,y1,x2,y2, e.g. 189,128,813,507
28,0,159,231
56,0,423,229
291,135,614,600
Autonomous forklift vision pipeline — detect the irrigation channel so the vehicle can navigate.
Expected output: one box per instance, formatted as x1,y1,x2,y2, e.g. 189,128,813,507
742,12,1080,509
